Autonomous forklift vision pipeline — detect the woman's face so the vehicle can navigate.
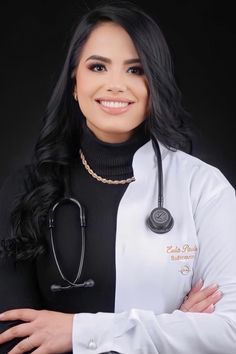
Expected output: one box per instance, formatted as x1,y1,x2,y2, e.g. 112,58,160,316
74,21,149,143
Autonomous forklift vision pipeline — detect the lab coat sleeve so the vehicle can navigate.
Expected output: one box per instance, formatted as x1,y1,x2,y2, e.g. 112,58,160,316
72,180,236,354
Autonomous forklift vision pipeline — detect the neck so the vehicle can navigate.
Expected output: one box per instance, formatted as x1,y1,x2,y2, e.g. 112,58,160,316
79,121,150,181
86,121,134,143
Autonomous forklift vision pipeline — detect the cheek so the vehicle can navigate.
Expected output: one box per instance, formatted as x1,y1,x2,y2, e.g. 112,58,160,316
76,88,95,117
76,83,90,99
136,79,149,103
75,71,94,98
139,89,149,114
142,84,150,113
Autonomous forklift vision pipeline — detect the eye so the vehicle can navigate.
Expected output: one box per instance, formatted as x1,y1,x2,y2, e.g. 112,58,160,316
88,63,106,72
127,66,144,75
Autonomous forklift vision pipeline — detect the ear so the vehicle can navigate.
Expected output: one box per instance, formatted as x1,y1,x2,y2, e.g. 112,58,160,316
73,88,78,101
71,67,76,79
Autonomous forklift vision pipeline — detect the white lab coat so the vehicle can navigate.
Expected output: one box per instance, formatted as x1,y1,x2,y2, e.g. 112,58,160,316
72,140,236,354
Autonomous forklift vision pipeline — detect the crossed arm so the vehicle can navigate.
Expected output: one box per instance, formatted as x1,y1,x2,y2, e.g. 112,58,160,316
0,169,235,354
0,279,222,354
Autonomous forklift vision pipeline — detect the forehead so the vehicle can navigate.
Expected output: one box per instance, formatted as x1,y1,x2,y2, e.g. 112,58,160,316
79,22,139,60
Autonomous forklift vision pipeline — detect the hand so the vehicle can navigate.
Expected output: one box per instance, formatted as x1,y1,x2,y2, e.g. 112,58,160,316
0,309,73,354
180,279,222,313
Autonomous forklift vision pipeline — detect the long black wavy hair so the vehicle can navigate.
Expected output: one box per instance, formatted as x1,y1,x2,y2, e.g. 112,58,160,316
2,0,193,260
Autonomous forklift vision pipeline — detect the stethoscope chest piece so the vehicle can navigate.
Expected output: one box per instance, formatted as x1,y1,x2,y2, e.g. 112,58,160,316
147,207,174,234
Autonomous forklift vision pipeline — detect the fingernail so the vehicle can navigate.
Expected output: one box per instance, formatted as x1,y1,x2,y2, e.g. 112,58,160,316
208,283,218,290
0,313,5,319
212,290,223,298
195,278,203,287
208,304,215,312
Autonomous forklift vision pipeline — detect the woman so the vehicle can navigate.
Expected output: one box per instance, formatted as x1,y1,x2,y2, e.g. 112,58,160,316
0,1,235,353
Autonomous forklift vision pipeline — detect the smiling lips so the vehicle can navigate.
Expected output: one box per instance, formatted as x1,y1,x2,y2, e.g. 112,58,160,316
95,98,134,115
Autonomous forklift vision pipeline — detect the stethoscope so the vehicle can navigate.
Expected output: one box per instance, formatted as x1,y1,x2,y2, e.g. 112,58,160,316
49,137,174,292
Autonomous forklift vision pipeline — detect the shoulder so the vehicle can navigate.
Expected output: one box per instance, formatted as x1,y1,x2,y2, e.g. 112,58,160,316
142,140,231,189
165,147,235,213
171,148,232,188
137,140,233,191
156,146,236,224
140,140,234,203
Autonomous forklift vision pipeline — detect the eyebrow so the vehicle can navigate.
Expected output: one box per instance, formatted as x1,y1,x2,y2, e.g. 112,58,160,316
85,55,141,65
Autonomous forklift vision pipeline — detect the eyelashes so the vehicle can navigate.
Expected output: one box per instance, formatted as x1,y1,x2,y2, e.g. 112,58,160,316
87,63,144,76
128,66,144,75
88,63,105,72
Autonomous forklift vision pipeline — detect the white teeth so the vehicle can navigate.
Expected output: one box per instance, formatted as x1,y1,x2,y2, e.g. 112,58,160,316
100,100,129,108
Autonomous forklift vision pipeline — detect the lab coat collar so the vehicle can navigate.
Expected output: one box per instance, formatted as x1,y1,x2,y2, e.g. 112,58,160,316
132,139,169,181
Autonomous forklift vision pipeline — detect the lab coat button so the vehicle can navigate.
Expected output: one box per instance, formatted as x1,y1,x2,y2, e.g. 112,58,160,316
88,339,97,350
179,264,191,275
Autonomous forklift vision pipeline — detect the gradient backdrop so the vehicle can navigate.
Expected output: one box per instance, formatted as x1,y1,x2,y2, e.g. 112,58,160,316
0,0,235,187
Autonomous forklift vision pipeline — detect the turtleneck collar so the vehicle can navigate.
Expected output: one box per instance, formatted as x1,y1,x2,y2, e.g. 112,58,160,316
79,120,150,180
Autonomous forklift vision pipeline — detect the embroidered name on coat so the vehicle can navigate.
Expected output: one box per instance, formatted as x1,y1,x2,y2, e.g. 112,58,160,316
166,244,198,261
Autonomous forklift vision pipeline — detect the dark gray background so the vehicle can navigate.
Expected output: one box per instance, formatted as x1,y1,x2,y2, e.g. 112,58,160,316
0,0,235,187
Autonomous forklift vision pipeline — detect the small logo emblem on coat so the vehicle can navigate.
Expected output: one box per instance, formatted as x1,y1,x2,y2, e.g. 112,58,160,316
179,264,191,275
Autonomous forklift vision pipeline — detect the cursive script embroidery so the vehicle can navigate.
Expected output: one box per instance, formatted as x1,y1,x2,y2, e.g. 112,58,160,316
166,244,198,254
166,243,198,262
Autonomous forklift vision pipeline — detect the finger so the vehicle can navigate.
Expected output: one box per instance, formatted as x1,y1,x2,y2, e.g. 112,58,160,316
0,323,32,344
189,290,222,313
189,279,204,295
0,309,37,322
31,346,49,354
179,303,190,312
202,304,215,313
183,279,204,304
8,335,38,354
184,283,219,309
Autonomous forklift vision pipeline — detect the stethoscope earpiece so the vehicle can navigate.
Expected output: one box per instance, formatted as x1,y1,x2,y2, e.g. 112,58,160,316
147,207,174,234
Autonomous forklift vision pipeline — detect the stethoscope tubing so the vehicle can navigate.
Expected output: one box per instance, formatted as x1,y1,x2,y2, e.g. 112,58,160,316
49,197,86,288
48,138,174,291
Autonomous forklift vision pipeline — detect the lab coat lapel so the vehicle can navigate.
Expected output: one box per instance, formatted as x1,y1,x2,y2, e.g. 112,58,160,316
115,141,170,313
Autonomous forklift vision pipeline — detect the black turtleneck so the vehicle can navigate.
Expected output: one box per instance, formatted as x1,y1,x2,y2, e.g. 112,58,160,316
0,122,149,352
0,125,148,313
37,123,149,313
80,122,148,180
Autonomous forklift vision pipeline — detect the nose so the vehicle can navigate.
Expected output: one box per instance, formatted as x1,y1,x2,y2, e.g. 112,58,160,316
105,71,126,93
107,86,124,93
